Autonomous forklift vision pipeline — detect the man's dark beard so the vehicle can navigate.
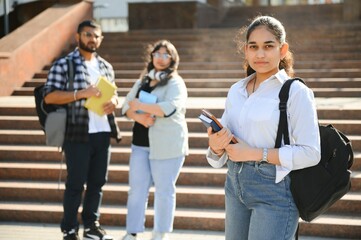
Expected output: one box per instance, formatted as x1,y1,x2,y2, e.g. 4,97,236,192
79,40,97,53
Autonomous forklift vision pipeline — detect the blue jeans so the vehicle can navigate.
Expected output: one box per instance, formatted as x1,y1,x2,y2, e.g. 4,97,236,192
61,132,111,231
225,161,299,240
125,144,185,233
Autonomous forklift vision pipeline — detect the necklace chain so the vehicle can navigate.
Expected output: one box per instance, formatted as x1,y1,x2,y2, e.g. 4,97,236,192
252,77,257,93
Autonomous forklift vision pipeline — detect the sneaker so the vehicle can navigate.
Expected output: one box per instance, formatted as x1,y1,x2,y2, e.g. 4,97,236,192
121,234,137,240
63,228,80,240
151,232,169,240
83,221,113,240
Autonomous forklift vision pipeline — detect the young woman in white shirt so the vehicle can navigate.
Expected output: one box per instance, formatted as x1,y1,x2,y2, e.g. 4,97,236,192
206,16,321,240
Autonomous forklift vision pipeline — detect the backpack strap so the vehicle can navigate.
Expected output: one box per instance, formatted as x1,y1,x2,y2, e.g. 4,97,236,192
66,57,76,124
57,58,75,183
274,77,305,148
275,77,306,240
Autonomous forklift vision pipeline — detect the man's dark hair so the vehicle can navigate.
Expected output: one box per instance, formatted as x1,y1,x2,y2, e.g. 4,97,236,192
77,20,101,33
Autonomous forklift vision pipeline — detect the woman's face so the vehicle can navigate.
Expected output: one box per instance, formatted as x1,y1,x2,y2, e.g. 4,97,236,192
245,26,288,78
152,47,172,71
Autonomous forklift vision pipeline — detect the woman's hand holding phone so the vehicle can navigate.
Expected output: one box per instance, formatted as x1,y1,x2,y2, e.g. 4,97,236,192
207,127,235,156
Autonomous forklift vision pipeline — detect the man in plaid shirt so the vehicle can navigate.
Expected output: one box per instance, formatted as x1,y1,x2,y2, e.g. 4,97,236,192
44,20,121,240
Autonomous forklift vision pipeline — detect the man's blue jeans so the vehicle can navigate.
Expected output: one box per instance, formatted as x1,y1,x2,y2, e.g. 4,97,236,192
61,132,111,231
225,160,299,240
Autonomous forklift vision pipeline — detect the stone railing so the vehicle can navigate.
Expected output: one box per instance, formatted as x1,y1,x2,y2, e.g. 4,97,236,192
0,0,93,96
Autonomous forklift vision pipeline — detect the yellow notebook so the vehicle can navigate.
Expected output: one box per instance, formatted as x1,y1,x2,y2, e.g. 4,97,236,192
84,76,117,116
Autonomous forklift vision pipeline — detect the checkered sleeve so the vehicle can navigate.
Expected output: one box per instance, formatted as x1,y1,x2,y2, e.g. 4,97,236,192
43,58,68,96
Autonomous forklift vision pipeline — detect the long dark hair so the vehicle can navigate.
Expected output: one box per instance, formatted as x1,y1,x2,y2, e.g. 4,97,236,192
235,16,294,77
140,40,180,86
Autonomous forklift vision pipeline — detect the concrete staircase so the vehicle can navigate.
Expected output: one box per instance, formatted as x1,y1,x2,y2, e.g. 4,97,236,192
1,14,361,240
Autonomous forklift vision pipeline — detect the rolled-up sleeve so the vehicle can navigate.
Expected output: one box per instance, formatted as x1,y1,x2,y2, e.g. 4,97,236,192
206,147,228,168
121,80,141,117
276,84,321,182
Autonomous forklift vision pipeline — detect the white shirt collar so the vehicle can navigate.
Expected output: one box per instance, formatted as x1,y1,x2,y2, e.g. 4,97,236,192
274,69,289,84
238,69,289,90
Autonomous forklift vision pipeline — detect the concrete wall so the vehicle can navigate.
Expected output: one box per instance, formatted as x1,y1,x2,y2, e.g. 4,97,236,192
93,0,208,32
0,0,93,96
128,1,218,30
343,0,361,21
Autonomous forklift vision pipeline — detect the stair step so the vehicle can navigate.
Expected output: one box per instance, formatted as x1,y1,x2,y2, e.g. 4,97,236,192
0,96,360,119
0,202,360,238
103,25,361,37
32,68,361,79
11,86,361,98
23,77,361,89
0,162,360,191
104,34,361,44
298,214,361,239
99,38,361,48
0,201,225,230
0,145,211,166
0,144,359,171
0,129,360,151
97,44,360,55
1,115,361,134
40,59,361,71
102,53,361,62
0,162,228,187
0,129,199,147
1,180,361,214
0,180,225,208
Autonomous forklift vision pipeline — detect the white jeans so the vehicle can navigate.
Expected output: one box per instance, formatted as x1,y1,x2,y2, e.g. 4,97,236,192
125,144,185,233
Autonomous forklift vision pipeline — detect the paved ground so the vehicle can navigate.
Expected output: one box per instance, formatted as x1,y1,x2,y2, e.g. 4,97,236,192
0,222,224,240
0,222,352,240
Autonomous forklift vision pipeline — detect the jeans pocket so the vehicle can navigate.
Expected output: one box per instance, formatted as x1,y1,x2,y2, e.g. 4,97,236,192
256,163,276,180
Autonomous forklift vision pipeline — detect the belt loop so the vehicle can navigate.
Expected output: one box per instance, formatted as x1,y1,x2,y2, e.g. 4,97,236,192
238,163,243,174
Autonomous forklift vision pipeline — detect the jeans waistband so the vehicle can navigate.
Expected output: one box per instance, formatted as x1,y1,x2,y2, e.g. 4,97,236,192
243,161,257,166
229,161,272,172
234,160,270,166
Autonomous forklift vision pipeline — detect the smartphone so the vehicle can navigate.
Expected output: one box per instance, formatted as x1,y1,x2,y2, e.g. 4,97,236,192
198,109,237,144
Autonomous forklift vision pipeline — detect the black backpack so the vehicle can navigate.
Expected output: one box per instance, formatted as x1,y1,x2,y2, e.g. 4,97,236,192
275,78,354,222
34,58,75,131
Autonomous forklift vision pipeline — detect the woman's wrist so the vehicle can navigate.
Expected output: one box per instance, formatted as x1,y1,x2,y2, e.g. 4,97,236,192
211,147,225,156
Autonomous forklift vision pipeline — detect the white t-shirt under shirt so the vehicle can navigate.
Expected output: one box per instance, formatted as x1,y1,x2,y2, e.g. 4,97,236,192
84,58,111,134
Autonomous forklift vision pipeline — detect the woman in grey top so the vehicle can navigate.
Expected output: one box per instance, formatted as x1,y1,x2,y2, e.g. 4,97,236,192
121,40,189,240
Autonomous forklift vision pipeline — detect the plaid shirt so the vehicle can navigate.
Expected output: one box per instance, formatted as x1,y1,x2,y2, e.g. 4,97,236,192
43,48,121,143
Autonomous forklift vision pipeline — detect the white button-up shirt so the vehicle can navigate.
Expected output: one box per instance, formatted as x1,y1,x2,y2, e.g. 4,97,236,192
206,70,321,183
